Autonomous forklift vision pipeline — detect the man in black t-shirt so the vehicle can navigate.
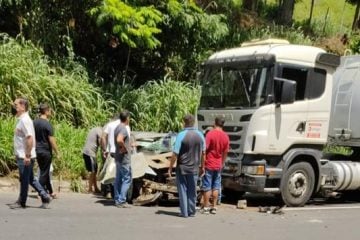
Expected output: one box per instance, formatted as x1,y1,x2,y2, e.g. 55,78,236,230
34,103,60,198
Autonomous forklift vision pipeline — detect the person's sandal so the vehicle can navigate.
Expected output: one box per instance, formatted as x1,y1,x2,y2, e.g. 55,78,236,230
210,208,217,215
200,207,210,214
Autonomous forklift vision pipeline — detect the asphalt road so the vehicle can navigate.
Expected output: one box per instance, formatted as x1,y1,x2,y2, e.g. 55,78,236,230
1,192,360,240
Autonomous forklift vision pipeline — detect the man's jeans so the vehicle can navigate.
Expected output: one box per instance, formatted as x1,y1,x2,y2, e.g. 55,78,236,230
114,162,132,204
176,169,197,217
17,158,49,205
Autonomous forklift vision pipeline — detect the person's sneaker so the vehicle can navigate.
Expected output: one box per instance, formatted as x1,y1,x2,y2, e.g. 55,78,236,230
200,207,210,214
40,196,51,209
9,201,26,209
115,202,131,208
40,202,50,209
105,192,112,199
210,208,217,215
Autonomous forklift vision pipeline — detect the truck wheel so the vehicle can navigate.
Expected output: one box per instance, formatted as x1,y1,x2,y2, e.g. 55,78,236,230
280,162,315,207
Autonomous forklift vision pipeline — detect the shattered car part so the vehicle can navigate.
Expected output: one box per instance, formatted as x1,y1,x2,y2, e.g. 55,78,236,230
99,132,197,206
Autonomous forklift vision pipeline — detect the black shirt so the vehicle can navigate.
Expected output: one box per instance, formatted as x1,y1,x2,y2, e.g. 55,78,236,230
33,118,54,154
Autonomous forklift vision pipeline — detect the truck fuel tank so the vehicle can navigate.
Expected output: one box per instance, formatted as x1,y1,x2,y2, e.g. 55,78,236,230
327,161,360,191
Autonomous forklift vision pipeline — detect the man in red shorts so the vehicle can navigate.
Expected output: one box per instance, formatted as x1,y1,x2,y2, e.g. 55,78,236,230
201,116,229,214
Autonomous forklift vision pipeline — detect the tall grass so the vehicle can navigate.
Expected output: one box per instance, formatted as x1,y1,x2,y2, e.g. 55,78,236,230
0,118,15,175
119,77,200,132
246,24,313,45
54,122,88,179
0,33,113,127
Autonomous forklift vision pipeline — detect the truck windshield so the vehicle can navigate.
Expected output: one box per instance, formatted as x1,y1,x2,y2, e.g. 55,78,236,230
200,65,271,108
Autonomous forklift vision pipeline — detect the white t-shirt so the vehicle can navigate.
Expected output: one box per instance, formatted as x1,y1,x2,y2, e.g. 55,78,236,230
103,120,131,153
14,112,36,158
103,119,120,153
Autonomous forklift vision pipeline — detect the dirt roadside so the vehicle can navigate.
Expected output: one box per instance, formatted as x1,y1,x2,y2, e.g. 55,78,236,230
0,176,75,193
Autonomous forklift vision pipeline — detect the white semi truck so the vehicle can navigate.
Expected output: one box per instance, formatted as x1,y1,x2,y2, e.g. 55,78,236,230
197,39,360,207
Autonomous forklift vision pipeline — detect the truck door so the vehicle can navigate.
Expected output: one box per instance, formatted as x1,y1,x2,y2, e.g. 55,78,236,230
267,64,310,154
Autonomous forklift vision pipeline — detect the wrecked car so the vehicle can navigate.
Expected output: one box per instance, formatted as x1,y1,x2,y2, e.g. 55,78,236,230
99,132,188,206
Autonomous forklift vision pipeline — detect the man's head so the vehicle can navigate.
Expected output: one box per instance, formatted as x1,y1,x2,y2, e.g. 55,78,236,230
119,110,130,125
183,114,195,128
12,97,29,117
38,103,52,118
112,112,121,120
214,116,225,128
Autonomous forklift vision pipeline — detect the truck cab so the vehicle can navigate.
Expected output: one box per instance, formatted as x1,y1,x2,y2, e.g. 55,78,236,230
197,39,340,206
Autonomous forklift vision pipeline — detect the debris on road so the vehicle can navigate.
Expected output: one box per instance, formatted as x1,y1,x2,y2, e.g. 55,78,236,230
258,205,286,215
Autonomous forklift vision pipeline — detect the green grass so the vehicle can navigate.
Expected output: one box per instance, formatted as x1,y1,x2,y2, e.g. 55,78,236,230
293,0,355,31
255,0,356,32
119,77,200,133
0,34,113,127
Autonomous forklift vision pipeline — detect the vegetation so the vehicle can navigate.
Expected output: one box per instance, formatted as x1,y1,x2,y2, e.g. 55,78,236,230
0,34,112,127
119,77,200,132
0,118,87,178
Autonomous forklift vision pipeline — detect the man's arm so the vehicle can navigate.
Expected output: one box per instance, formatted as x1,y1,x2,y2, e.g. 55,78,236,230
199,151,206,177
222,137,230,168
101,132,108,152
168,153,177,177
49,136,60,157
116,133,127,153
221,150,228,168
24,135,33,165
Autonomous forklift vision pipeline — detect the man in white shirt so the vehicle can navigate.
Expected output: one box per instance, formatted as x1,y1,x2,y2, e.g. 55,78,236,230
11,97,51,209
101,115,121,158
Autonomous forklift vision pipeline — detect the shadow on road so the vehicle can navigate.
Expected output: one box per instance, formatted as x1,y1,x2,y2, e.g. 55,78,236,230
155,209,181,217
95,198,114,207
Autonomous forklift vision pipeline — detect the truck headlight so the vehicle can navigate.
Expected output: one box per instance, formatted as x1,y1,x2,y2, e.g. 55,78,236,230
241,165,265,175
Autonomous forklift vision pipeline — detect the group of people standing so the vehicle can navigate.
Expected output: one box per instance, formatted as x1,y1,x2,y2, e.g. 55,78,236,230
11,97,59,209
82,110,133,208
11,97,229,217
82,111,229,216
169,114,229,217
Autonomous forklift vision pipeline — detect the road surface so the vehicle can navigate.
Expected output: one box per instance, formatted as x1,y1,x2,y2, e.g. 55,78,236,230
1,192,360,240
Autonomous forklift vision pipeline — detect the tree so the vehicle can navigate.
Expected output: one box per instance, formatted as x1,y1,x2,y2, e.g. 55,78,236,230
279,0,295,25
243,0,258,11
90,0,162,50
347,0,360,30
308,0,315,26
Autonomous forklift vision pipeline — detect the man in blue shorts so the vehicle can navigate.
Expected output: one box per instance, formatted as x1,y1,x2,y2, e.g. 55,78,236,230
201,116,229,214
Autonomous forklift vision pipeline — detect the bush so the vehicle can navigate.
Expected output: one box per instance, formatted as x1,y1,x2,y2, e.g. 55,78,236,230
0,118,15,175
246,24,313,45
119,77,200,132
349,33,360,54
54,122,88,179
0,34,113,127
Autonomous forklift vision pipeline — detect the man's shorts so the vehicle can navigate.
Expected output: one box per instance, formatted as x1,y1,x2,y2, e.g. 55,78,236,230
201,169,221,192
83,154,98,173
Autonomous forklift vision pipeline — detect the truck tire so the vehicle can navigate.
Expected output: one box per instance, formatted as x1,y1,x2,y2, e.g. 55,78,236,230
280,162,315,207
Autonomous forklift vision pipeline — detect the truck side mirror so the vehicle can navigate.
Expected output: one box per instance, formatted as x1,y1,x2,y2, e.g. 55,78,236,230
274,77,296,107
